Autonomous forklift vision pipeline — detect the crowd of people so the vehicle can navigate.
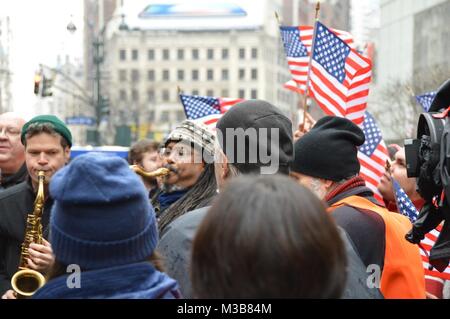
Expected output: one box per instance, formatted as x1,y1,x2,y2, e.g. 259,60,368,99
0,97,449,298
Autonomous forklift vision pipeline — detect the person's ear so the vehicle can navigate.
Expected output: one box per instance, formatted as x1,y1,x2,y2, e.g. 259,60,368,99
64,147,71,164
222,155,230,180
322,179,334,191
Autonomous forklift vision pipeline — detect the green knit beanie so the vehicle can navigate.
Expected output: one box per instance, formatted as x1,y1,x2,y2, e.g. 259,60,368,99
21,115,73,147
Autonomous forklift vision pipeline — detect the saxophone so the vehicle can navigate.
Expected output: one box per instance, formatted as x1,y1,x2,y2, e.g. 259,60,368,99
130,165,171,178
10,171,46,298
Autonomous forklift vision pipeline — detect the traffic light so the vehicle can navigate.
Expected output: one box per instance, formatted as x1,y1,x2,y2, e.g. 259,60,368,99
100,97,110,116
41,75,53,97
33,73,41,95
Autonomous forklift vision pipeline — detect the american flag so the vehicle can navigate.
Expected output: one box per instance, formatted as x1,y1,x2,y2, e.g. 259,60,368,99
420,224,450,280
280,22,372,125
392,179,418,223
392,184,450,280
280,25,354,95
179,94,242,130
415,92,436,112
357,112,389,203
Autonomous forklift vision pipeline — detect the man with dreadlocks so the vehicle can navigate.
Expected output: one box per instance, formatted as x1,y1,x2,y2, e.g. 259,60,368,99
152,120,216,236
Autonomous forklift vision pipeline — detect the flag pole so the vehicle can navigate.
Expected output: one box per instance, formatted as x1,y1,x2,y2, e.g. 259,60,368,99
301,1,320,129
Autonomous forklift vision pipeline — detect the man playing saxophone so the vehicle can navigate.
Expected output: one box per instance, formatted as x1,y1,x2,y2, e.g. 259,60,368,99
0,115,72,299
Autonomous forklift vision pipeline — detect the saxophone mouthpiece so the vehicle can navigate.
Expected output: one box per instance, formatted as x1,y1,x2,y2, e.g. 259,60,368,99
164,164,178,174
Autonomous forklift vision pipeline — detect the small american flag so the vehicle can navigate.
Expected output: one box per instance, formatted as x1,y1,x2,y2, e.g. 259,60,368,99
392,178,418,223
392,178,450,279
357,112,389,203
415,92,436,112
280,22,372,125
281,25,354,95
179,94,242,129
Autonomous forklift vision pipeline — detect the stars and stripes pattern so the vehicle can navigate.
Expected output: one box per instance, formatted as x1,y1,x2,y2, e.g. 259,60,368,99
392,179,418,223
179,93,242,130
357,112,389,203
415,92,436,112
392,177,450,279
420,224,450,280
280,22,372,126
281,25,354,95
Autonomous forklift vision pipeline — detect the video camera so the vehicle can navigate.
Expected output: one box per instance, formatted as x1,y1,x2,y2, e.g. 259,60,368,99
404,79,450,272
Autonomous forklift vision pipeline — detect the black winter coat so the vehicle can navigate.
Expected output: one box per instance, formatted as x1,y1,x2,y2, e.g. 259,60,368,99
0,180,53,295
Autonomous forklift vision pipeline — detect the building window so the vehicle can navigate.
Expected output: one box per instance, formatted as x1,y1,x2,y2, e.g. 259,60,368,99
132,49,139,61
238,89,245,99
132,90,139,102
163,49,170,60
160,111,169,122
192,70,199,81
163,69,170,81
192,89,199,95
119,89,127,101
119,69,127,82
148,110,155,121
177,49,184,60
206,89,214,97
251,48,258,59
119,49,126,61
162,90,170,102
239,48,245,59
147,90,155,102
148,49,154,60
221,89,229,97
178,70,185,81
251,89,257,99
176,110,185,122
238,68,245,80
131,69,140,82
251,68,258,80
222,48,229,59
147,70,155,81
192,49,199,60
207,48,214,60
207,69,214,80
221,69,229,80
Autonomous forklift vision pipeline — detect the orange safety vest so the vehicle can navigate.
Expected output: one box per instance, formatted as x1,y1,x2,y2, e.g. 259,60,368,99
329,196,426,299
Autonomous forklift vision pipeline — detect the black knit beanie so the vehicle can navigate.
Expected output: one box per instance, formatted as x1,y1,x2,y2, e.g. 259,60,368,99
290,116,365,181
216,100,293,175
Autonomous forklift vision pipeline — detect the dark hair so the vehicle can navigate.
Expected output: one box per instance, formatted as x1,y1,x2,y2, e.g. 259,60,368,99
158,163,216,234
128,139,160,165
191,175,347,298
46,251,166,282
24,123,70,149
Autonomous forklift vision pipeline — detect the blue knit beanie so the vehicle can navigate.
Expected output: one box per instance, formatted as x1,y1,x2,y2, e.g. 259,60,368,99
49,152,158,270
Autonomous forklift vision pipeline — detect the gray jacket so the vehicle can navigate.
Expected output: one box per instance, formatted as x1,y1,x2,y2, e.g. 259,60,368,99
157,206,383,299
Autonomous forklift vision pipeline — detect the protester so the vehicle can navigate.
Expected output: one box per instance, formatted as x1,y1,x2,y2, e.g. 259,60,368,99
290,115,426,299
152,120,216,235
0,112,27,190
0,115,72,298
192,174,347,298
32,153,180,299
128,139,162,194
378,147,444,298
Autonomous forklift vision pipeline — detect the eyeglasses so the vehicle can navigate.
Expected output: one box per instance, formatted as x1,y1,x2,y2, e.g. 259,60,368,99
0,127,21,138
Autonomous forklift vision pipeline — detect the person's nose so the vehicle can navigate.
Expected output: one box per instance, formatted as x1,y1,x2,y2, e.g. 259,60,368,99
37,153,49,166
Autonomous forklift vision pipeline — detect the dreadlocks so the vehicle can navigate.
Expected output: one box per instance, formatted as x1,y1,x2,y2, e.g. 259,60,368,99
158,163,216,235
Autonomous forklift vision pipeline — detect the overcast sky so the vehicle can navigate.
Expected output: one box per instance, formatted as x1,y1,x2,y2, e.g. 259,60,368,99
0,0,83,118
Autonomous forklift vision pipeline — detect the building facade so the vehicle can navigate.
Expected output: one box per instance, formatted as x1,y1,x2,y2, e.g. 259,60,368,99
372,0,449,141
0,16,12,113
101,0,298,145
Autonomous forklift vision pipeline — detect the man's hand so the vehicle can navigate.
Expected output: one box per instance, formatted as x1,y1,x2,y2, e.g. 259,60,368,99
294,112,316,142
27,239,55,273
1,289,16,299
